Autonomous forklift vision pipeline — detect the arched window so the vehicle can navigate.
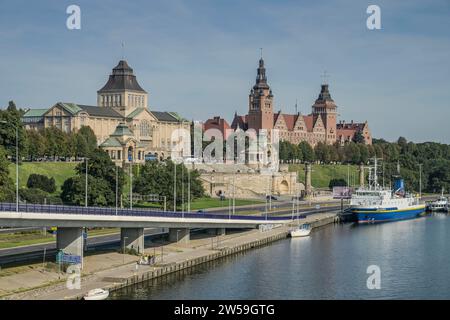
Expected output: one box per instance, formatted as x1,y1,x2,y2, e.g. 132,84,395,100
140,120,152,137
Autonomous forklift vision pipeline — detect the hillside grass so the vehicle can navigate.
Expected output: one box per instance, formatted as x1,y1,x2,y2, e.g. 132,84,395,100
289,164,361,189
135,197,263,211
8,162,77,194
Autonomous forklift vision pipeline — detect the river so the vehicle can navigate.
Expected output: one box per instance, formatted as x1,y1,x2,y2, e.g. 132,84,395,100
110,214,450,299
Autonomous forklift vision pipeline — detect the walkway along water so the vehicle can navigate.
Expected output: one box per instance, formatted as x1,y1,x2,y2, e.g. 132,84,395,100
1,212,338,300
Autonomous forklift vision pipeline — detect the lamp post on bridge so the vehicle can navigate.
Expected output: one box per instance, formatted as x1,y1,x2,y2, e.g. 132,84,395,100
84,157,89,208
0,121,19,212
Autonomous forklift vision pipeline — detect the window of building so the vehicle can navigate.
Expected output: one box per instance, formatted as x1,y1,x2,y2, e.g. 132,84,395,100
140,120,151,137
63,119,70,133
117,150,121,160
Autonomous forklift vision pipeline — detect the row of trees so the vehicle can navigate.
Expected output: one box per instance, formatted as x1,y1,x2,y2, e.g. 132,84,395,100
0,101,97,161
279,140,380,165
27,126,97,160
279,137,450,193
60,152,205,209
134,160,205,209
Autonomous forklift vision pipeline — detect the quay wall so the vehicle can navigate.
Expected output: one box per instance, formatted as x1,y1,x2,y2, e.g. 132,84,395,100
69,213,338,300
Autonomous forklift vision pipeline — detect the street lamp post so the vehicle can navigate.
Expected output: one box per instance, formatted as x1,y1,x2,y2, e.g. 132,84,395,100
0,121,19,212
85,158,88,208
232,172,236,216
173,161,177,212
187,169,191,212
115,165,118,215
129,161,133,209
419,163,423,199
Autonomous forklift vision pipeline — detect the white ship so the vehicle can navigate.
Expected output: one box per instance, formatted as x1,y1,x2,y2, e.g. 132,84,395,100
350,158,426,223
427,189,448,212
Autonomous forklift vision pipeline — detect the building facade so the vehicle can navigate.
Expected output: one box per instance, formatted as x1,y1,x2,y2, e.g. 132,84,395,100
223,57,372,147
22,60,190,164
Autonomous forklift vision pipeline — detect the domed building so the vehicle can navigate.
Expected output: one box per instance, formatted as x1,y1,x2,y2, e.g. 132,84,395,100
22,60,190,165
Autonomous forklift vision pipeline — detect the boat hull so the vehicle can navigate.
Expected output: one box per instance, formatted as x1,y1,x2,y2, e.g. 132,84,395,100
290,229,311,237
352,205,426,223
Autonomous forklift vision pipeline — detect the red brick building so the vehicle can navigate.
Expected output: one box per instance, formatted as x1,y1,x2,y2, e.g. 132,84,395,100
204,57,372,147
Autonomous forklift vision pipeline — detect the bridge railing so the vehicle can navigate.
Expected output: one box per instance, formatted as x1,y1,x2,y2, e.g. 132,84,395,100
0,203,290,221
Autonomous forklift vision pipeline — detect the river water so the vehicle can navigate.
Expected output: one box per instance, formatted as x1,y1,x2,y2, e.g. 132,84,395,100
110,214,450,299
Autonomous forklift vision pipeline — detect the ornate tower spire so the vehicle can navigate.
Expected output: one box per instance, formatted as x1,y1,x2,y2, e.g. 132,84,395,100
255,55,269,89
248,54,274,132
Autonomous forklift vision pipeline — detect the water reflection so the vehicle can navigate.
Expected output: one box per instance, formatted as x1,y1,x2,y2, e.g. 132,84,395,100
110,215,450,300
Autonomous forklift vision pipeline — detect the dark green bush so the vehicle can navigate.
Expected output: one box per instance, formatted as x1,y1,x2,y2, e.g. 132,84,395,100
27,174,56,193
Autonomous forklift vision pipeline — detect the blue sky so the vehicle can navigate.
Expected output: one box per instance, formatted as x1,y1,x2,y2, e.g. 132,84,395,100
1,0,449,143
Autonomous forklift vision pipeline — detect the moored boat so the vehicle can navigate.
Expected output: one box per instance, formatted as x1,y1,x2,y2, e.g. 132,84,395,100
290,224,311,237
83,288,109,300
427,189,448,212
350,159,426,223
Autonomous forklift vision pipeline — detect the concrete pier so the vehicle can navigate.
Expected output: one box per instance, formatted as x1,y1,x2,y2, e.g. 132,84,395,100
56,227,84,267
120,228,144,254
169,228,190,244
206,228,226,236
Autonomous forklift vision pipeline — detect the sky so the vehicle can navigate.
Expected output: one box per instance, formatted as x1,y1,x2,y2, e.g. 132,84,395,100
0,0,449,143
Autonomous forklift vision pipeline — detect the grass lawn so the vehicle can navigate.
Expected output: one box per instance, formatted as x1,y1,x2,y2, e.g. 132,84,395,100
8,162,77,194
135,197,264,211
289,164,362,189
0,228,119,249
189,197,263,210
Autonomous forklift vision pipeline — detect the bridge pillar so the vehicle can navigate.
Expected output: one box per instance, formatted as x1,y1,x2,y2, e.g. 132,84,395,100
207,228,226,236
56,227,84,268
120,228,144,254
169,228,190,244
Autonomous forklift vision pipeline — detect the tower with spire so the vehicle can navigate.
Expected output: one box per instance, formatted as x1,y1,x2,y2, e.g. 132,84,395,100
247,55,274,132
311,73,337,144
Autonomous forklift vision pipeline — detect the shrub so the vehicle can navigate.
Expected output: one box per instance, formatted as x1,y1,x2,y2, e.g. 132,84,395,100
19,188,49,204
329,178,348,189
27,174,56,193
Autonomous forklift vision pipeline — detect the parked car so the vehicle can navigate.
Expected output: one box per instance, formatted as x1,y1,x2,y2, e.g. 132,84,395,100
266,195,278,201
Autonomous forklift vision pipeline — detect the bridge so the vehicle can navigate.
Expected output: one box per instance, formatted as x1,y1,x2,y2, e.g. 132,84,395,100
0,203,291,268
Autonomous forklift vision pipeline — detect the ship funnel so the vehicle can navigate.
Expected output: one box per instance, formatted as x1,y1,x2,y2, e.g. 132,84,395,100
393,177,405,197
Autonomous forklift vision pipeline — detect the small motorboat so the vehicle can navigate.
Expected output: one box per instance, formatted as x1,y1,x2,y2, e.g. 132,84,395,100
83,288,109,300
290,224,311,238
427,190,448,213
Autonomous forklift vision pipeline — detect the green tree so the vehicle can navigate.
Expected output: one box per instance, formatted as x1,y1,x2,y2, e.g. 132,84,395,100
0,102,28,159
353,131,365,144
299,141,315,163
329,178,347,189
134,160,205,210
76,126,97,157
43,127,67,159
358,144,369,164
314,142,330,163
27,174,56,193
61,149,125,206
0,146,14,202
61,175,114,206
26,130,46,160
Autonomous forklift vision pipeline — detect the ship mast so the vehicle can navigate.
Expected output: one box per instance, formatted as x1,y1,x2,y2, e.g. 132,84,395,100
374,157,378,188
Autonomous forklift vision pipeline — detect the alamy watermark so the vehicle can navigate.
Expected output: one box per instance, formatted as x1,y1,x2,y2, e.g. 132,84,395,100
66,5,81,30
66,264,81,290
366,5,381,30
366,265,381,289
170,124,280,174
